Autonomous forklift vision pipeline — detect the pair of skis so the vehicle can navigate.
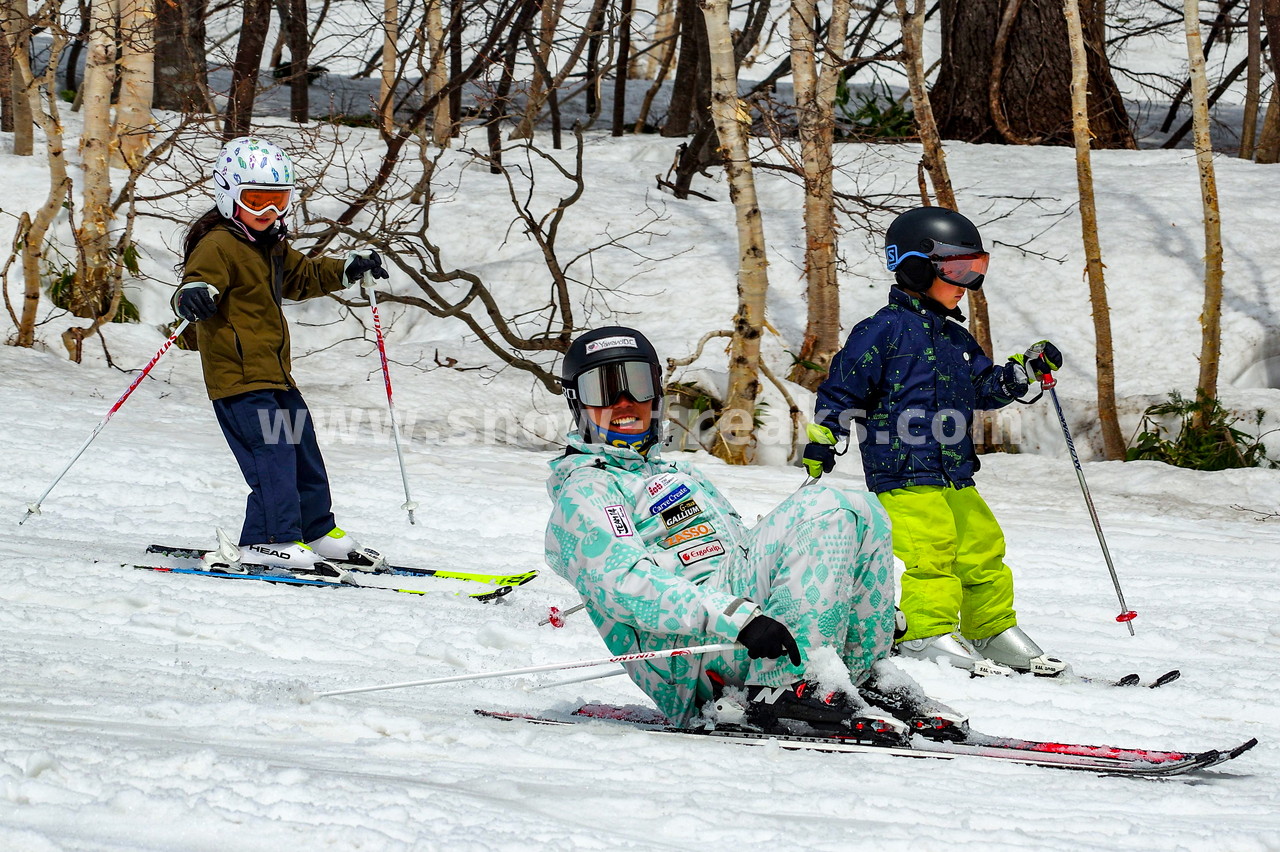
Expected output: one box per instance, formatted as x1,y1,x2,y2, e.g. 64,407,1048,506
136,544,538,602
475,703,1257,778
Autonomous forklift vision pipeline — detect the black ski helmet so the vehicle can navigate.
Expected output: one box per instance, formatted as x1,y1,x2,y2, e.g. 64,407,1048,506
561,326,664,453
884,207,987,291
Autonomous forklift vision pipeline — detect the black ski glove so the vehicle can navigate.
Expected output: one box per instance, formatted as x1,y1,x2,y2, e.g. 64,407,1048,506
176,282,218,322
343,249,390,285
737,615,802,667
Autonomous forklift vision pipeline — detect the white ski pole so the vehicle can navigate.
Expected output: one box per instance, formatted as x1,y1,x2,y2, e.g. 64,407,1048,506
367,278,418,525
313,642,741,699
21,319,190,524
1041,369,1137,635
529,667,627,690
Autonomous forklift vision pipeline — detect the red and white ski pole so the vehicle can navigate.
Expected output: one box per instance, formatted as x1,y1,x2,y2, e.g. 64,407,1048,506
312,642,740,699
1041,369,1137,634
367,278,417,525
20,320,190,525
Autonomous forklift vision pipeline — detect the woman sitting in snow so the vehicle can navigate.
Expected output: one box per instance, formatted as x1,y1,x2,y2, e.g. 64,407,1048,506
543,326,966,743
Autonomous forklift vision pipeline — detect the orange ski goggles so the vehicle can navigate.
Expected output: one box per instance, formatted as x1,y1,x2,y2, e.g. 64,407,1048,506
235,185,293,216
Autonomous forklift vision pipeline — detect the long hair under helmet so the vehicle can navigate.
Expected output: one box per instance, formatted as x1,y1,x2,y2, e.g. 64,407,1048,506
884,206,989,292
561,327,664,454
212,137,296,220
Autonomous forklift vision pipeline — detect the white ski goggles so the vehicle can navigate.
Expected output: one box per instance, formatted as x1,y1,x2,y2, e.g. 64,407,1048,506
234,184,294,216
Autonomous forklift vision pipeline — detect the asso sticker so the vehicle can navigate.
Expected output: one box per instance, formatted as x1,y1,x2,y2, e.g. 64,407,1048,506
660,499,702,529
602,505,635,538
648,484,692,515
677,539,725,566
645,474,677,497
585,335,637,354
660,522,715,549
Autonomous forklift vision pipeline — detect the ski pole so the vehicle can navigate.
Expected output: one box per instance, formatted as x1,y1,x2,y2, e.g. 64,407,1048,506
367,279,418,525
540,602,586,627
312,641,741,699
20,319,190,525
1041,370,1137,635
528,666,628,690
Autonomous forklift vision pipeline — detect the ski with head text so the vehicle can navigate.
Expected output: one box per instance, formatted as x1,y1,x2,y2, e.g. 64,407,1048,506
144,544,538,588
131,560,513,601
474,704,1256,777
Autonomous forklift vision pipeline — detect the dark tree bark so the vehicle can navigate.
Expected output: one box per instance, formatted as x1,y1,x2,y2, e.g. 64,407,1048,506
932,0,1135,148
0,23,11,134
662,0,705,137
449,0,463,131
224,0,273,138
154,0,208,113
612,0,634,136
274,0,309,122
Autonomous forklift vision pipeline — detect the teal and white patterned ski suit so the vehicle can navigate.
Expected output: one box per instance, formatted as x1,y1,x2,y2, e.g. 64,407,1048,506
544,433,897,726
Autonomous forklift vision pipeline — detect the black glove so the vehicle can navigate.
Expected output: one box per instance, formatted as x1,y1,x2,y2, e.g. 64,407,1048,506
344,249,390,285
176,282,218,322
737,615,802,667
1010,340,1063,380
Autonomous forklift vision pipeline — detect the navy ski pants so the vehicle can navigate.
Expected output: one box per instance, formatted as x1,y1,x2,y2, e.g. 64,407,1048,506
212,388,336,546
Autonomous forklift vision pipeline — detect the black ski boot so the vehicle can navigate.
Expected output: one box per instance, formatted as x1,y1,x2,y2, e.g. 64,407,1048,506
745,681,910,746
858,661,970,742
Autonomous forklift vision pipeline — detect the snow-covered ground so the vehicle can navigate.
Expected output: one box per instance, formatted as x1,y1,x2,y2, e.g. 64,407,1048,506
5,8,1280,846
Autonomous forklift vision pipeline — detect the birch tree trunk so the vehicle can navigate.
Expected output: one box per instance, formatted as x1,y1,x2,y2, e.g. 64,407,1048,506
700,0,769,464
1184,0,1225,419
1240,0,1263,159
75,0,118,341
114,0,155,170
1063,0,1123,459
425,0,451,144
380,0,398,132
5,0,33,156
2,1,69,347
786,0,852,390
512,0,563,140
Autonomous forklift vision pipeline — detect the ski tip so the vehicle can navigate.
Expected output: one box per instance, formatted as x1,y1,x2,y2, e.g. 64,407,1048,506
1150,669,1181,689
1114,673,1141,687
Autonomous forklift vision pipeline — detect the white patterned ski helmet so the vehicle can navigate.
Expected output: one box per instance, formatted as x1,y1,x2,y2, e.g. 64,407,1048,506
211,136,295,220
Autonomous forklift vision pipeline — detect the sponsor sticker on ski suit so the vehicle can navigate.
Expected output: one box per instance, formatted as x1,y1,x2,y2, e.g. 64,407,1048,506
645,474,677,497
676,539,725,566
660,499,702,529
648,484,692,515
660,522,716,549
603,504,635,537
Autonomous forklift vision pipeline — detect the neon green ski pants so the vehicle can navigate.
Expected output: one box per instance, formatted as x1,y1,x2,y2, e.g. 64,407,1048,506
878,484,1017,643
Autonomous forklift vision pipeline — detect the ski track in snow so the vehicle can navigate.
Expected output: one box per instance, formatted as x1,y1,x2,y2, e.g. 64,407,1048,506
1,338,1279,852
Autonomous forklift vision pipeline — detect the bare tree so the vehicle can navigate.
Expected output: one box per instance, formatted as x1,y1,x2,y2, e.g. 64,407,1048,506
424,0,452,144
1184,0,1225,420
114,0,155,170
699,0,770,464
380,0,398,132
1,0,69,347
153,0,208,113
786,0,852,391
3,0,34,155
70,0,119,361
223,0,272,138
1063,0,1123,459
1241,0,1264,158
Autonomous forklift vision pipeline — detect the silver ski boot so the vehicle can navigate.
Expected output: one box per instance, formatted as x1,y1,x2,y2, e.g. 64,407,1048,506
896,632,1015,677
970,626,1069,677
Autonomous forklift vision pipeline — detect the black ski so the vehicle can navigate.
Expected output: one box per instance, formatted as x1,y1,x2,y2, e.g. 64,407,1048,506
475,704,1256,777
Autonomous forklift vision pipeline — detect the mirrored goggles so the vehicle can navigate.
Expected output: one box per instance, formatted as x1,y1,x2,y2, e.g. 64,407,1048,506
236,185,293,216
888,241,989,288
575,361,657,408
